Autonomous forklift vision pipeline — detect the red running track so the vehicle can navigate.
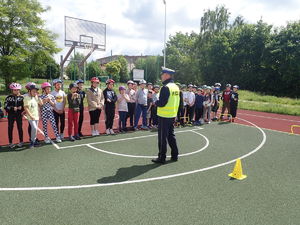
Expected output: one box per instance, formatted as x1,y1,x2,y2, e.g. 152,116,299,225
0,108,300,146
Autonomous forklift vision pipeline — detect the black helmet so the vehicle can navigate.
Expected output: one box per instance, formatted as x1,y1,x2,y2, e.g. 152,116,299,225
29,84,39,90
69,83,78,89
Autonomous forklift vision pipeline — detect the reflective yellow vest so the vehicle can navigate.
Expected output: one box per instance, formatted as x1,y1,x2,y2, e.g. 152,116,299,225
157,83,180,118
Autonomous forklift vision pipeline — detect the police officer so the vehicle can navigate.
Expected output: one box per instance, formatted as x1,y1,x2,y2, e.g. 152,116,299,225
152,67,181,164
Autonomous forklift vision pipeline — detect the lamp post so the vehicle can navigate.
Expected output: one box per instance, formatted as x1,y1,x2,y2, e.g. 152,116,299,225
163,0,166,67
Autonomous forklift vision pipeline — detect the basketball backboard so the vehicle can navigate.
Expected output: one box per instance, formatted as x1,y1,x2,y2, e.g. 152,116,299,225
65,16,106,51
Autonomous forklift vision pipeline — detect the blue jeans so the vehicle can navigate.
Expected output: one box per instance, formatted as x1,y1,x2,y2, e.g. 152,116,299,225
134,104,147,127
119,111,127,131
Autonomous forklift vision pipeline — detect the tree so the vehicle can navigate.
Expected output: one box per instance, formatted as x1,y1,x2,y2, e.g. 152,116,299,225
135,56,162,84
65,52,84,80
117,56,130,82
86,60,106,80
166,32,199,84
0,0,59,91
105,60,121,82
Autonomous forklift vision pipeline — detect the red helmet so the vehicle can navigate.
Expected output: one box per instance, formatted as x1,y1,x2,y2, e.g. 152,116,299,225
106,79,115,85
90,77,100,83
9,83,22,90
41,82,51,89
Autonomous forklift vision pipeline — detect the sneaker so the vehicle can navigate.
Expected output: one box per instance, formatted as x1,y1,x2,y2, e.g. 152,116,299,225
106,129,110,135
74,135,81,140
133,127,139,131
17,142,24,148
44,137,51,144
9,143,15,149
34,140,41,147
29,141,35,149
78,132,83,137
56,137,62,143
141,126,149,130
92,130,97,136
95,130,100,136
60,133,64,140
110,129,115,135
68,136,75,142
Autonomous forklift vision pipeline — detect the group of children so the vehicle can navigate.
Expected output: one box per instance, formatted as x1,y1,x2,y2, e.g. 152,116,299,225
1,78,239,149
178,83,239,126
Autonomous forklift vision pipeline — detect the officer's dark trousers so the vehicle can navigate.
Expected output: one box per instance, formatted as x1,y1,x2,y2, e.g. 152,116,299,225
157,116,179,160
230,104,238,118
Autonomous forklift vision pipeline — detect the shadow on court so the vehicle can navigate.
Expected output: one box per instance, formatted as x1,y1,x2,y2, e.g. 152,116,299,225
97,163,162,183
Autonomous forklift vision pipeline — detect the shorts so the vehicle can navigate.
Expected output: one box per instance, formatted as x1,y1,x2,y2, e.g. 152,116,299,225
89,109,101,125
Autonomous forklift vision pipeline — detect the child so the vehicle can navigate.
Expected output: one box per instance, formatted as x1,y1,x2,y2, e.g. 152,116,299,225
151,85,160,128
51,79,66,140
211,85,221,121
220,84,232,120
76,79,86,137
134,79,148,130
24,84,43,148
181,84,188,125
40,82,61,143
103,79,117,135
186,84,195,123
147,90,153,128
194,88,204,125
126,80,136,128
67,83,81,141
4,83,24,148
86,77,104,136
203,86,213,123
24,82,40,143
117,86,130,132
147,82,153,91
230,85,239,122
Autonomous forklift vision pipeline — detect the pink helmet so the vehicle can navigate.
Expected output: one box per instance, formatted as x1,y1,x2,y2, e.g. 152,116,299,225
9,83,22,90
41,82,51,89
25,82,36,90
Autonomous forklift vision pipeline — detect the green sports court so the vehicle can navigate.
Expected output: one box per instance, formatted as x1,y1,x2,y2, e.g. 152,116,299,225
0,119,299,225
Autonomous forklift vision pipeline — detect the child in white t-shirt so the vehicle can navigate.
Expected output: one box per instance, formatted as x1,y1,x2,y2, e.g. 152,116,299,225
117,86,130,132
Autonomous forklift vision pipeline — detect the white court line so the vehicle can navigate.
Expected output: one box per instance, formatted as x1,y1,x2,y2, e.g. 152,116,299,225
58,128,203,150
233,121,300,136
238,112,300,123
86,131,209,158
0,118,266,191
36,127,59,150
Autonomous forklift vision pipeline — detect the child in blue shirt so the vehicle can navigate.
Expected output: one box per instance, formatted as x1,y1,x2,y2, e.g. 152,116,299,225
194,88,205,125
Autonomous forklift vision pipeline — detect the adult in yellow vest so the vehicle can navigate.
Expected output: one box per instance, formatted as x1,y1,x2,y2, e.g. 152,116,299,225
152,67,182,164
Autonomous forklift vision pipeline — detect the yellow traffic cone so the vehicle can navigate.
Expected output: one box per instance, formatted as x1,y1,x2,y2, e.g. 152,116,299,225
228,158,247,180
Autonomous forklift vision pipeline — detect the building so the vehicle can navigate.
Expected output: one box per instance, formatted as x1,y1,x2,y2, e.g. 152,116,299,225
96,55,151,71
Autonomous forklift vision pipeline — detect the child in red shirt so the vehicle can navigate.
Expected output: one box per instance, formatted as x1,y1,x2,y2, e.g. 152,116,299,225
220,84,232,120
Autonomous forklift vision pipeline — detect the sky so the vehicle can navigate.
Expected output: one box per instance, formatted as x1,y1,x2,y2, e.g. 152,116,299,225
39,0,300,63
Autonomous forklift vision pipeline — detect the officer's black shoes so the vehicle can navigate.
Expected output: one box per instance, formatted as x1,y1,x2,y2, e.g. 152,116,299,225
151,158,166,164
170,157,178,162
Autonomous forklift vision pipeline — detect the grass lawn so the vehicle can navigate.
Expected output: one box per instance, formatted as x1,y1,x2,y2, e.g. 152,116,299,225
238,90,300,116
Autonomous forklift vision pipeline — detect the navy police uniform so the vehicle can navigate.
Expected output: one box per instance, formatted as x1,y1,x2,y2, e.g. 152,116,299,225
152,68,182,164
